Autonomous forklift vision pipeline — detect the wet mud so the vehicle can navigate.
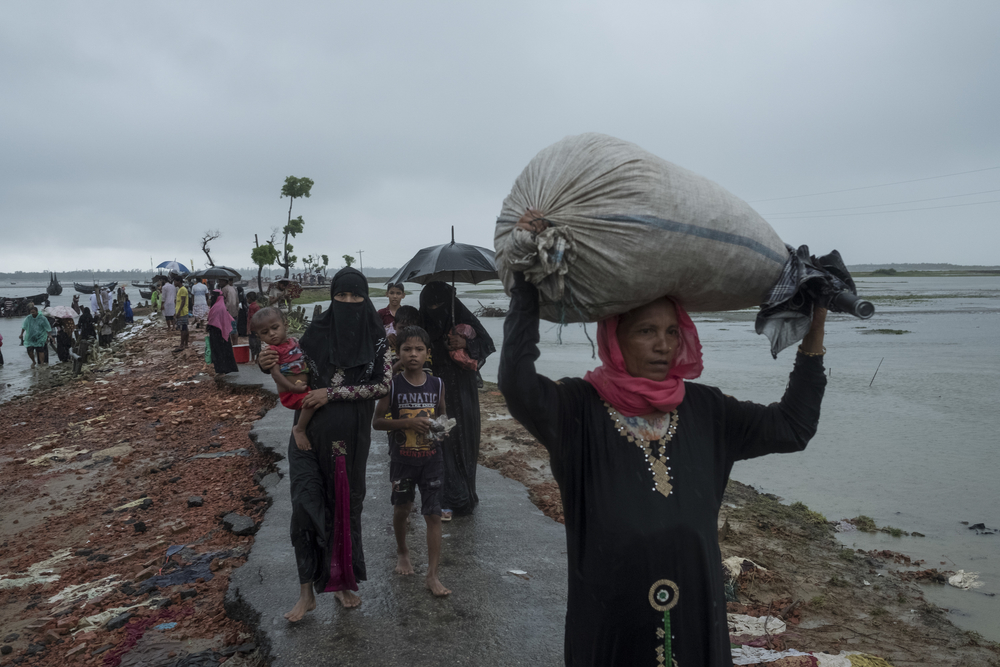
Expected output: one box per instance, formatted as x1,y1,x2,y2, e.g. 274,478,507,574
0,323,275,666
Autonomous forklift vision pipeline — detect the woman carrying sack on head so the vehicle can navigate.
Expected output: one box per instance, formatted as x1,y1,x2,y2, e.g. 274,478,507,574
499,214,827,666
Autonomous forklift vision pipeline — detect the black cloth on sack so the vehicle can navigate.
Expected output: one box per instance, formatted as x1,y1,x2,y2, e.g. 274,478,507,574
498,274,826,666
756,245,859,358
289,267,390,591
207,325,238,375
418,281,496,515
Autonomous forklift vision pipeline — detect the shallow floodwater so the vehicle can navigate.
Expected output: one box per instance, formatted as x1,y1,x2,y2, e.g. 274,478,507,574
0,284,97,403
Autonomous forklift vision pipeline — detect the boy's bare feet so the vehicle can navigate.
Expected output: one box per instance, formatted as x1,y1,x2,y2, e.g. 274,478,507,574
284,585,316,622
334,590,361,608
426,575,451,597
395,553,415,575
292,426,311,451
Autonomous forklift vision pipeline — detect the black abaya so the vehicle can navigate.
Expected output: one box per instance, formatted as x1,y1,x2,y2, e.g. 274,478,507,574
207,325,238,374
288,343,391,590
419,282,495,515
498,275,826,667
285,267,392,592
56,330,73,363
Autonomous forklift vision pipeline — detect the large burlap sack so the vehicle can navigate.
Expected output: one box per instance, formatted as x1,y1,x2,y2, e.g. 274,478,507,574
494,133,789,322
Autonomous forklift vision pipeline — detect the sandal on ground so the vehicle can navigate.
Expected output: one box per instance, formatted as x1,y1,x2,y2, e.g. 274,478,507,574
441,509,453,522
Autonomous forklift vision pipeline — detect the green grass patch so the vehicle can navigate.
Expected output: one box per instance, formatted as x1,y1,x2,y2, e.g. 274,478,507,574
838,549,855,562
293,287,386,305
871,606,888,617
809,595,826,608
730,494,831,539
852,515,877,532
790,501,828,525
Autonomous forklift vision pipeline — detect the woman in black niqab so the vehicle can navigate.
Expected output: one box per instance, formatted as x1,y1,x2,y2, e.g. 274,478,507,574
263,267,392,620
299,268,385,383
418,281,495,515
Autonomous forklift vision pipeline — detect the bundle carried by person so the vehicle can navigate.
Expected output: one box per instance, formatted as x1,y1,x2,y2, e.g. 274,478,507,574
494,133,873,355
494,133,790,323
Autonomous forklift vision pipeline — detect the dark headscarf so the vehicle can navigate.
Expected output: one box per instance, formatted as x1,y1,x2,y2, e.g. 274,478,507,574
300,268,384,379
418,282,495,362
419,282,485,342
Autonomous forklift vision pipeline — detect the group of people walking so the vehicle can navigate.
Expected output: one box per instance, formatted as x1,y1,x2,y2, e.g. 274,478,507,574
249,216,831,666
253,269,495,618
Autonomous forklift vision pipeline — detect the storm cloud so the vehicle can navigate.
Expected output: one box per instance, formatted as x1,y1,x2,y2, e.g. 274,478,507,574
2,1,998,272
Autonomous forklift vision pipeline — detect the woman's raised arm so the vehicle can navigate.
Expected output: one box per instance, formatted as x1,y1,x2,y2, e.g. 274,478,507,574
498,272,563,448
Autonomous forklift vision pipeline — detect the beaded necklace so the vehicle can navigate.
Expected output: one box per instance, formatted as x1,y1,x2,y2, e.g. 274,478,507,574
605,402,679,498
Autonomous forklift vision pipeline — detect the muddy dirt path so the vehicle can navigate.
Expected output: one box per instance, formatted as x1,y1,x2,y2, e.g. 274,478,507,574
477,383,1000,667
1,321,276,667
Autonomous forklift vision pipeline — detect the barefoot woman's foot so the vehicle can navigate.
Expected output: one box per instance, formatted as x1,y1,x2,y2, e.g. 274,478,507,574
292,427,311,451
395,553,415,575
334,590,361,608
283,586,316,622
426,575,451,597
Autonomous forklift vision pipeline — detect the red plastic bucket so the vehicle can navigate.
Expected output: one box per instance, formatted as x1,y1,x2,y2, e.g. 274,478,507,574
232,344,250,364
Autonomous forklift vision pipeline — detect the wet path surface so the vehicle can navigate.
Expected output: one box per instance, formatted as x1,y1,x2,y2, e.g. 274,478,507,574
222,365,568,666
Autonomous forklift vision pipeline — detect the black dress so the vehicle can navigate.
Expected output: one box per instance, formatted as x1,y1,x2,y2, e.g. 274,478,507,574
420,282,496,515
207,325,238,375
287,344,392,590
56,330,73,362
498,276,826,667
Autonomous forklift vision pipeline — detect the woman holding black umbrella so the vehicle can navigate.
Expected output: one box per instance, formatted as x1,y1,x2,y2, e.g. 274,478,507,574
419,282,495,517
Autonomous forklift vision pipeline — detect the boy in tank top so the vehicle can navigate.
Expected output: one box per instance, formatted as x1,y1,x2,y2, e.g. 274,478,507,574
373,326,451,597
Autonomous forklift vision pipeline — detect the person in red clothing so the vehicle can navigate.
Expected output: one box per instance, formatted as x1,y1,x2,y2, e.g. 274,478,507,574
377,283,406,347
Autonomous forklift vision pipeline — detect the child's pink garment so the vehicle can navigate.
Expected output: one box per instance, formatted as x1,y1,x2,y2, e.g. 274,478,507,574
449,324,478,371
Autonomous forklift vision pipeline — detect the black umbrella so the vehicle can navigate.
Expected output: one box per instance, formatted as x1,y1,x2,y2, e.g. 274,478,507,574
190,266,242,280
386,227,498,320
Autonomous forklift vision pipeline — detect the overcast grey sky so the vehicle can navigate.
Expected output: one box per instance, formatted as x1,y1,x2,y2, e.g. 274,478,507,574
2,1,998,273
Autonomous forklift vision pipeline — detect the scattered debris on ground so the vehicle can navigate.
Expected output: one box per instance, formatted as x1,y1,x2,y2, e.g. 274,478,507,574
0,323,275,666
473,301,507,318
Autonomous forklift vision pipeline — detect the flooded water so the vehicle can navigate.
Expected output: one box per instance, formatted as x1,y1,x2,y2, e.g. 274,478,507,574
0,283,92,403
5,276,998,639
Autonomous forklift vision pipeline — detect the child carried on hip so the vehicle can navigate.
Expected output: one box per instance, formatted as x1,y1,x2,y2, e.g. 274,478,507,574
250,307,315,451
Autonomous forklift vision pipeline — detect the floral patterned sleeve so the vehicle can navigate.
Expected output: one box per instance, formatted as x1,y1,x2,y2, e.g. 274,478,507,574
325,349,392,402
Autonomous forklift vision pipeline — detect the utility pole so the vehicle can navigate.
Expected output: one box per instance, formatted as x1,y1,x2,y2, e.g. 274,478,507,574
357,250,364,276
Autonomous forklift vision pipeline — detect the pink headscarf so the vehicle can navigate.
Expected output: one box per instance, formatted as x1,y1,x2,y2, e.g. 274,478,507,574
584,299,703,417
206,290,232,337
